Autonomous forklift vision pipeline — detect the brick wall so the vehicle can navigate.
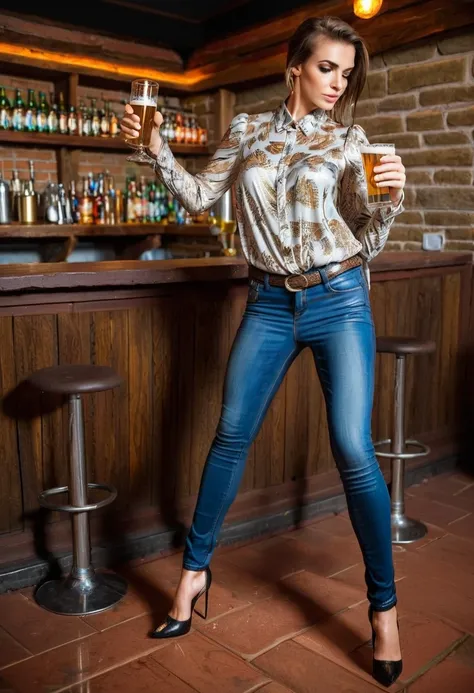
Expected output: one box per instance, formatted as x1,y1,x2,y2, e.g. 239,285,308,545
233,25,474,253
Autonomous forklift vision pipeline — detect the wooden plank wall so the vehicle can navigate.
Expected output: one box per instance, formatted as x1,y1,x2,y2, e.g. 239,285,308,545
0,262,471,547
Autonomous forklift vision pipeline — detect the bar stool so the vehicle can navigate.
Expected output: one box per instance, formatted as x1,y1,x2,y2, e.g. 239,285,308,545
28,364,128,615
374,336,436,544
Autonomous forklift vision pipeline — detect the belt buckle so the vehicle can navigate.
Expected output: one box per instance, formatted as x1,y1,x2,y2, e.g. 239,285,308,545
284,274,309,292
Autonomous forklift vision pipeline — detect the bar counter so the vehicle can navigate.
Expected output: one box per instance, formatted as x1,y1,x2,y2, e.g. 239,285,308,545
0,252,472,589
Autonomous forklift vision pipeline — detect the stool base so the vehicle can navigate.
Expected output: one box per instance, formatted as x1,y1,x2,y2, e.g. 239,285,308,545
391,514,428,544
35,570,127,616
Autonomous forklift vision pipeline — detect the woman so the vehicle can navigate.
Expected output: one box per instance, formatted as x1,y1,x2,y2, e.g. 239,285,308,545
121,15,406,687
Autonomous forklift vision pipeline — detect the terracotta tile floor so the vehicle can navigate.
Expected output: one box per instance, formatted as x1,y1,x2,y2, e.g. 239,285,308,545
1,469,474,692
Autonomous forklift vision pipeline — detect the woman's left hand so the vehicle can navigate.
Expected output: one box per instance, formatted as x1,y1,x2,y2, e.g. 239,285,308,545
374,154,406,205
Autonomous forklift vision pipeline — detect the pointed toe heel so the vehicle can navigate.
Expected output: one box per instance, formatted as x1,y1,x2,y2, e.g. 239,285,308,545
150,566,212,640
369,606,403,687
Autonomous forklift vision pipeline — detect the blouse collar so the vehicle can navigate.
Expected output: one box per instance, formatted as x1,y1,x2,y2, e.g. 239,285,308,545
274,100,327,136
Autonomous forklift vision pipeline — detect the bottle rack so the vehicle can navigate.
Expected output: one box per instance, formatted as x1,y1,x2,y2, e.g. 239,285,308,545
0,129,209,155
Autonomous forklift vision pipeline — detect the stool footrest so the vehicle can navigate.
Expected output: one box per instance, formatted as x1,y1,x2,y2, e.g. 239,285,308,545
373,438,430,460
38,482,117,513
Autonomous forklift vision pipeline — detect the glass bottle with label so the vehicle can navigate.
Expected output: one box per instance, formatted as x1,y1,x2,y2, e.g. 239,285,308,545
0,87,11,130
25,89,37,132
12,89,25,131
37,92,49,132
47,93,59,134
83,103,92,137
58,92,68,134
91,99,100,137
109,110,118,137
80,176,93,224
69,180,80,223
68,105,78,135
100,100,110,137
93,174,106,224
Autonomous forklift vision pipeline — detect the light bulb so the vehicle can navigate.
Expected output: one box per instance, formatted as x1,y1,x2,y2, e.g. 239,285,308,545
353,0,383,19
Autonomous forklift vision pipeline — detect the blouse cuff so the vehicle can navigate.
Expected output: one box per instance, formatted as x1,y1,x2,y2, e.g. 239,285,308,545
377,190,405,223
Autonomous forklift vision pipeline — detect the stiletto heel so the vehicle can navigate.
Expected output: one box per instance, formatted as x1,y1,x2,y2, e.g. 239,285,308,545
368,606,403,687
150,567,212,639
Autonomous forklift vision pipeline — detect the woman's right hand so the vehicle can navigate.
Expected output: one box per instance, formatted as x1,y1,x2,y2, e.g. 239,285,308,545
120,104,164,157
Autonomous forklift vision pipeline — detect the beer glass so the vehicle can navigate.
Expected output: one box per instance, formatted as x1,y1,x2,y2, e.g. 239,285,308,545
360,143,395,208
125,79,159,163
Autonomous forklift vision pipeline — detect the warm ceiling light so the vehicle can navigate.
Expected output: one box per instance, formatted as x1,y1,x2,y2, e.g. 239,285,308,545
353,0,383,19
0,42,202,88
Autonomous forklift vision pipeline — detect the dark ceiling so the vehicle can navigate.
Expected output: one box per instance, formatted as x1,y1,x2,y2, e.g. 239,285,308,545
0,0,316,61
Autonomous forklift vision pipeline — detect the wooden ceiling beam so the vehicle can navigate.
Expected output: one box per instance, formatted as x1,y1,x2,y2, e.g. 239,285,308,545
188,0,474,90
187,0,415,69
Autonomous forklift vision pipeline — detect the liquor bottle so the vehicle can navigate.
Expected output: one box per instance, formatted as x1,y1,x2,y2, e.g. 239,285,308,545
10,170,21,221
47,93,59,133
37,92,49,132
79,176,93,224
168,112,176,143
0,87,11,130
109,109,118,137
91,99,100,137
191,116,198,145
83,103,92,137
93,174,106,224
58,92,68,134
100,100,110,137
175,112,184,144
67,105,78,135
140,176,148,221
77,100,85,136
115,188,123,224
126,179,136,223
184,114,192,145
105,175,115,224
25,89,37,132
12,89,25,131
69,180,80,223
134,178,143,223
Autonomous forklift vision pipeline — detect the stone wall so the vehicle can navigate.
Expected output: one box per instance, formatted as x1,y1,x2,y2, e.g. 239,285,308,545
233,25,474,253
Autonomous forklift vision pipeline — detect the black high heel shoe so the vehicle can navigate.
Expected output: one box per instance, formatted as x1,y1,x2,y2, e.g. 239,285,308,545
368,606,403,687
150,567,212,639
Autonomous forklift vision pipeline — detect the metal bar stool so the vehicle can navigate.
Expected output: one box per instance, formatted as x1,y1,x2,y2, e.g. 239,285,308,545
375,337,436,544
28,364,127,615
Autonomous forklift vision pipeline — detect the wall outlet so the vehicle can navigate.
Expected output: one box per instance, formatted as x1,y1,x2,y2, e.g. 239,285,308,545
422,231,445,251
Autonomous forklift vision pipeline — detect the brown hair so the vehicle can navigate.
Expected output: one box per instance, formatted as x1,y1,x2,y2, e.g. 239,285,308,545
285,16,369,125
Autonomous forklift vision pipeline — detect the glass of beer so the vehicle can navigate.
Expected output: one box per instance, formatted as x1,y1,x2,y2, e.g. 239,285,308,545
360,143,395,208
125,79,159,163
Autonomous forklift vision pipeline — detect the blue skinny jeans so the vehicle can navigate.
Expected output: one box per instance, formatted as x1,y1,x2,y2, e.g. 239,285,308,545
183,264,396,612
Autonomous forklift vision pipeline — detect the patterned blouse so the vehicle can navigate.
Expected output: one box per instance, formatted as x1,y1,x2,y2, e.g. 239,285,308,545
152,100,404,277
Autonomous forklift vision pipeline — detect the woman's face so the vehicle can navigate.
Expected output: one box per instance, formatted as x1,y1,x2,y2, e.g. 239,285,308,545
292,36,356,110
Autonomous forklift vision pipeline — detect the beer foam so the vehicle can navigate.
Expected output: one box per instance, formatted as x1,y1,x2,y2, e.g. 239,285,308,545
360,144,395,155
131,97,157,107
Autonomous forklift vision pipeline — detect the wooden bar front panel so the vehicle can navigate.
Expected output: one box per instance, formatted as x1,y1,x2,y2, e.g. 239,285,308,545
0,257,471,560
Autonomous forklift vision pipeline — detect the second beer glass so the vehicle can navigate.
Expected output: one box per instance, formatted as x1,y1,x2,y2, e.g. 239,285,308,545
126,79,159,163
360,143,395,208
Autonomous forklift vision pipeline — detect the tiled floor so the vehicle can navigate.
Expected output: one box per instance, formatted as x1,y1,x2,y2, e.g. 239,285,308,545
1,469,474,692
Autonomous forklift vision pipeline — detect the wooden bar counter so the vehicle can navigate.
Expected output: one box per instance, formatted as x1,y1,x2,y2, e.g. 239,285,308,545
0,252,472,588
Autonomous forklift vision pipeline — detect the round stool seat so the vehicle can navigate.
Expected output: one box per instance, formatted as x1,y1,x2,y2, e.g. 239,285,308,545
376,336,436,356
29,364,123,395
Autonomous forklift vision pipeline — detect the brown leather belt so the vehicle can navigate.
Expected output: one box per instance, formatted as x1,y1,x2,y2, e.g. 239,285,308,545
248,255,363,292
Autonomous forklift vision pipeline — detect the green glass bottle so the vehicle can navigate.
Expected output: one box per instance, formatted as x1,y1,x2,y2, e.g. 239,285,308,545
25,89,37,132
37,91,49,133
0,87,11,130
12,89,25,131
